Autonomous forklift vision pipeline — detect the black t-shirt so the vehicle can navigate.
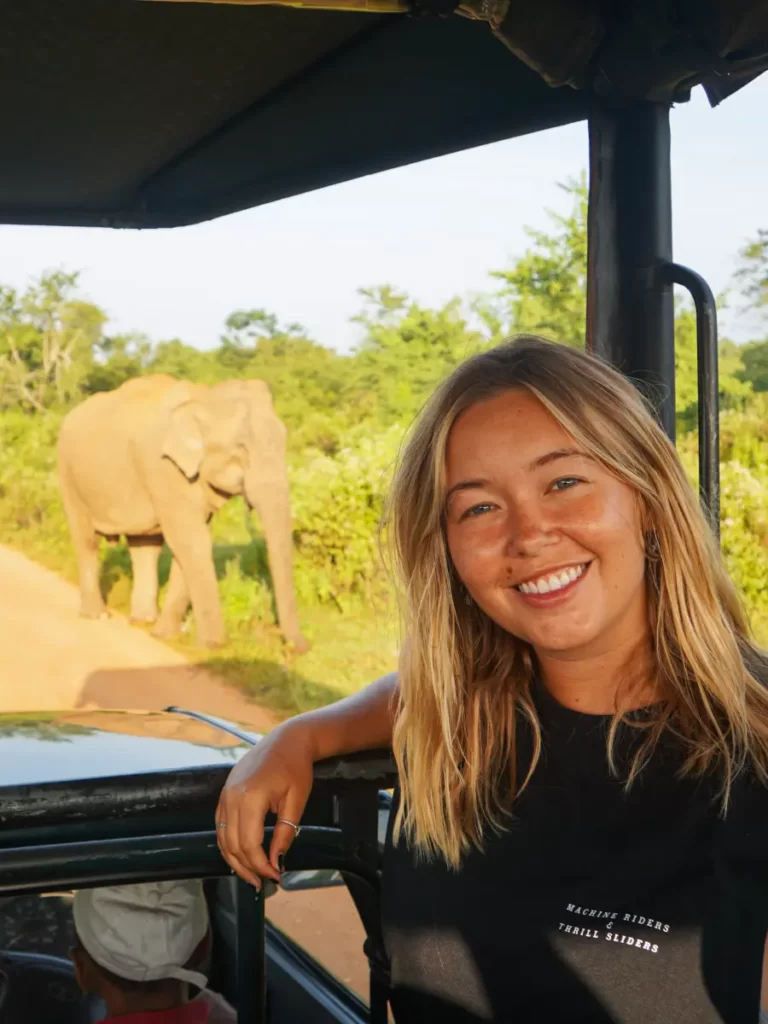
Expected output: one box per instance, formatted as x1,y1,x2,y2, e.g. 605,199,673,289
382,682,768,1023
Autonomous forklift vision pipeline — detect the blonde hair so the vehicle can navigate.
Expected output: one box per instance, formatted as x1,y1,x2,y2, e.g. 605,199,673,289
387,335,768,868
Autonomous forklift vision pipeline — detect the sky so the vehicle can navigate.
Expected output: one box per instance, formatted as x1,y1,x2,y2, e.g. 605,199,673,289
0,76,767,353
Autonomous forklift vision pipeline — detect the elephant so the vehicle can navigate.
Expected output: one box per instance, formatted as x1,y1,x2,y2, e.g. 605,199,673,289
57,374,309,651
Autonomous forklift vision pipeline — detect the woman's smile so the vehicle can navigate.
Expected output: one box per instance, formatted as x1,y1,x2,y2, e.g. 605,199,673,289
511,560,592,605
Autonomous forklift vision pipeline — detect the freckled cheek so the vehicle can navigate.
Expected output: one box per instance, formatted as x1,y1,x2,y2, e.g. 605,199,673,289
581,513,645,596
564,490,637,541
446,528,504,588
554,493,607,532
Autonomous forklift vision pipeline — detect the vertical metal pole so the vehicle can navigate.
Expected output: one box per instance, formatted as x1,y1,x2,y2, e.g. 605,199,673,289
586,100,676,440
235,878,266,1024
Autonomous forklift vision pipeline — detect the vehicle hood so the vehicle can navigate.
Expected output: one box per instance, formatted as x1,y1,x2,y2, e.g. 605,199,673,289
0,708,259,789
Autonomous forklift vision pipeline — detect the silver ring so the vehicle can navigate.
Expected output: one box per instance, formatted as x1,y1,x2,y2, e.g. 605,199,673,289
216,821,227,829
277,818,302,838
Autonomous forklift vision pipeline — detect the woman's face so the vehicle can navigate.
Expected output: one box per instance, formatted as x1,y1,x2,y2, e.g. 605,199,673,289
444,389,649,660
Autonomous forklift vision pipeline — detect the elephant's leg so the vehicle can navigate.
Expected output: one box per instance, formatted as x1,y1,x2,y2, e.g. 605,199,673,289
161,518,226,648
127,536,163,623
60,478,107,619
153,556,191,639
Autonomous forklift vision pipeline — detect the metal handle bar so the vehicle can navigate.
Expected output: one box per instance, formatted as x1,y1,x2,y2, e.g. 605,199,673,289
660,261,720,539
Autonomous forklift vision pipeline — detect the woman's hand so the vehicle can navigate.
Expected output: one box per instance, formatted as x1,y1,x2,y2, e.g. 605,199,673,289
215,720,315,889
215,672,398,887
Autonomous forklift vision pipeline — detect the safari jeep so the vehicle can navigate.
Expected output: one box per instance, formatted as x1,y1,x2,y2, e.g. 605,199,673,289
3,1,768,1022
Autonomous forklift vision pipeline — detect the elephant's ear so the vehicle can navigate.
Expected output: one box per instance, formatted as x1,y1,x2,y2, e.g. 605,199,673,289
161,403,205,479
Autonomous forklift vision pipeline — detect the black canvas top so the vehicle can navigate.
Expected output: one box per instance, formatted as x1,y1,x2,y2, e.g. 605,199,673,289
2,0,768,228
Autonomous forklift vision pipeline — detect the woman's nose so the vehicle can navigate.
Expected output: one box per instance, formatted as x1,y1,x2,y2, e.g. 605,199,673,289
504,505,557,556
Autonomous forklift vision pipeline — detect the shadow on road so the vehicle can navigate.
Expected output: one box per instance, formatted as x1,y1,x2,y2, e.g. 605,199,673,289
77,662,277,731
77,658,344,729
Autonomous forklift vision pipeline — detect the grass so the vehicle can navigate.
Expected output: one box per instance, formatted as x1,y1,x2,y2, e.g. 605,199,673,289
190,598,399,718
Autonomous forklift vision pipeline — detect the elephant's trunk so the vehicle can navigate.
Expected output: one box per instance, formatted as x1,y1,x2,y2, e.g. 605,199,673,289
250,479,309,653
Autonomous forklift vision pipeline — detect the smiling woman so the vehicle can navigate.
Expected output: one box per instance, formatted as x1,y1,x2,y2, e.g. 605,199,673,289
387,336,768,860
444,396,649,686
216,336,768,1024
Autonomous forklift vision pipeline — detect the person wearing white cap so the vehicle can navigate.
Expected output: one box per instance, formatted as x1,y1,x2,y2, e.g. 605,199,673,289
71,879,235,1024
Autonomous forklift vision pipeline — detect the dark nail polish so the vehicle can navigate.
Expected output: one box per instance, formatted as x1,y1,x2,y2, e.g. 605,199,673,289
277,853,285,873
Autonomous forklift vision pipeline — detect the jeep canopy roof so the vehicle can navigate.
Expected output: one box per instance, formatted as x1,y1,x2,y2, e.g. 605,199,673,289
3,0,768,229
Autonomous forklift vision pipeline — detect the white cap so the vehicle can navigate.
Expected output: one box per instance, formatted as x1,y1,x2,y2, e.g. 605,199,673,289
73,880,209,990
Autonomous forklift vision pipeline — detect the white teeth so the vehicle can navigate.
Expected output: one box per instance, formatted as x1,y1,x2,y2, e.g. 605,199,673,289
517,563,586,595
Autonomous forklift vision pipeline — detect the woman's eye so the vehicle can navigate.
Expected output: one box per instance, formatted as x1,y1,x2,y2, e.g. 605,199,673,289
551,477,581,492
460,503,496,520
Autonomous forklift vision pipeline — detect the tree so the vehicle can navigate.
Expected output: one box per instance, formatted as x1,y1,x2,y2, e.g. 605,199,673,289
737,339,768,392
218,309,306,375
0,271,106,412
735,229,768,314
673,311,753,431
352,286,488,424
147,338,222,384
481,175,587,346
83,332,152,393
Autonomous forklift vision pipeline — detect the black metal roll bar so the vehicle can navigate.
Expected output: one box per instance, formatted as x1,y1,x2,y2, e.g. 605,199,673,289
0,827,381,896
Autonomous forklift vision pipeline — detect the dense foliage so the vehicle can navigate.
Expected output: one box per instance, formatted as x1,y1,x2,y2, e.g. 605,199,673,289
1,180,766,712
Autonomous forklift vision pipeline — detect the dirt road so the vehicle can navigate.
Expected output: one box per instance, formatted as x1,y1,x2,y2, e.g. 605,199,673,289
0,543,275,728
0,543,370,999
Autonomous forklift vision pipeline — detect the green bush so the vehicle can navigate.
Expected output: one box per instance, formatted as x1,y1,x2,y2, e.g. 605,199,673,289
216,558,276,634
678,433,768,642
719,461,768,634
289,424,404,607
0,409,74,573
718,394,768,470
